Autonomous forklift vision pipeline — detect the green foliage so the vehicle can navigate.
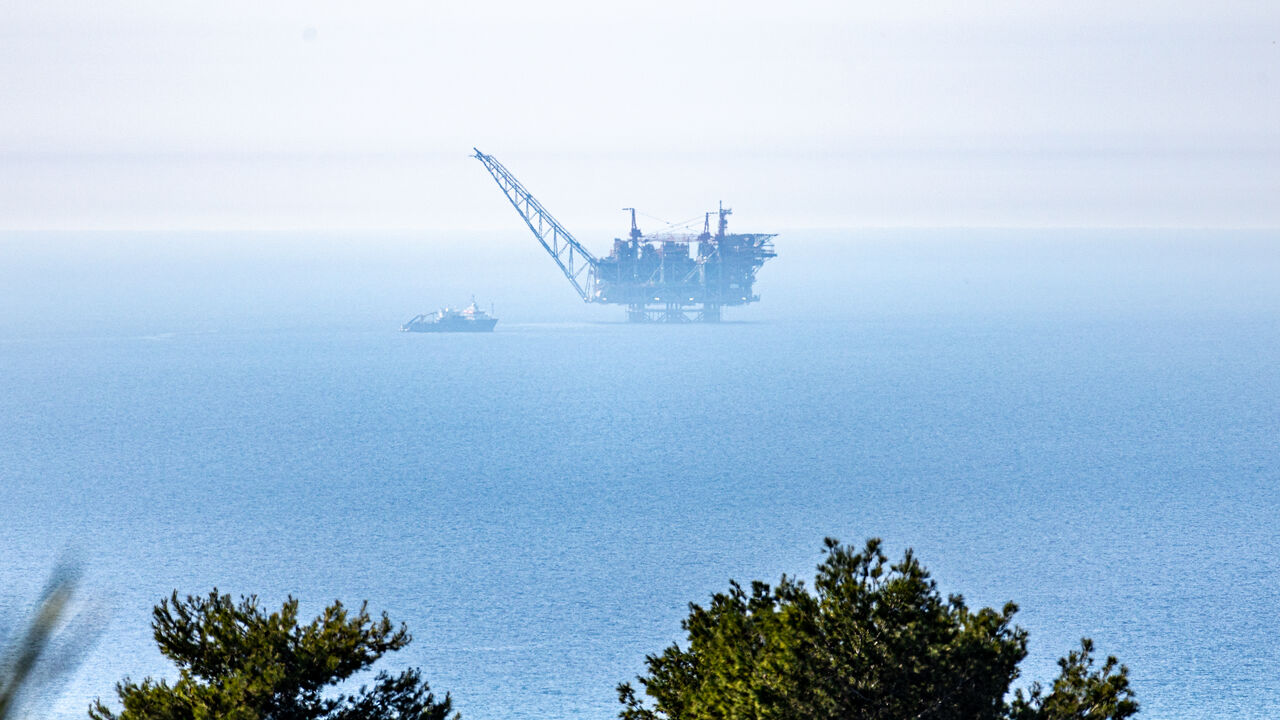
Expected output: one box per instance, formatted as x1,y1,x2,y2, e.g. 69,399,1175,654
1008,639,1138,720
618,538,1138,720
1,573,73,720
1,566,95,720
91,591,456,720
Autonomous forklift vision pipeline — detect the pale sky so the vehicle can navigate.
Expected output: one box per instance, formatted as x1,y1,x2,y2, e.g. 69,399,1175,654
1,0,1277,230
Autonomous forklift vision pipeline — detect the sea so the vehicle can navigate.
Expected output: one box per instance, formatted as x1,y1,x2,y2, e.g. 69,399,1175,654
2,228,1278,719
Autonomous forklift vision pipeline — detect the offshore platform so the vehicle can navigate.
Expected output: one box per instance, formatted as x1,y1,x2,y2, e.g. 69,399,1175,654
473,149,777,322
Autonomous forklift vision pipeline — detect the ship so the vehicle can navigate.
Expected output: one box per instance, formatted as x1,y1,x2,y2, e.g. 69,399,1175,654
402,300,498,333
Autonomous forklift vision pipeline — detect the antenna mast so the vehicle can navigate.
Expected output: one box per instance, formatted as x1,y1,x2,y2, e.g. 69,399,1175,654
717,201,732,238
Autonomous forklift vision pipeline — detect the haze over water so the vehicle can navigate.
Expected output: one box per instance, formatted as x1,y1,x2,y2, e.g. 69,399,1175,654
2,229,1278,719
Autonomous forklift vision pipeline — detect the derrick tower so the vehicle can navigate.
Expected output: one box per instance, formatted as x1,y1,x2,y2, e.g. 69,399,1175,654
473,149,776,322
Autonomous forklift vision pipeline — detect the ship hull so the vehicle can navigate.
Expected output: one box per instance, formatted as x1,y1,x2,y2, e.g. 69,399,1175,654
402,318,497,333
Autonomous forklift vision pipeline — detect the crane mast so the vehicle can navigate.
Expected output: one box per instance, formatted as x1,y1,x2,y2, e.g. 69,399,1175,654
472,148,598,301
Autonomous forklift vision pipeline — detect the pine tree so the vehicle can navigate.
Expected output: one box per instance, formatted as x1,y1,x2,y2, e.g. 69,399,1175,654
619,538,1137,720
91,591,456,720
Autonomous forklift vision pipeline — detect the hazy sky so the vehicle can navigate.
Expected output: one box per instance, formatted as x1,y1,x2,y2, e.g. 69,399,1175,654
2,1,1277,230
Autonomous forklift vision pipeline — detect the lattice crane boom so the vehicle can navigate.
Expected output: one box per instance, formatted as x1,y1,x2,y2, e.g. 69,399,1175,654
472,149,598,302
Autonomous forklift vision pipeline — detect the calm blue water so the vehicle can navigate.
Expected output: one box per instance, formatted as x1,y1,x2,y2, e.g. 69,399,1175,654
2,230,1278,719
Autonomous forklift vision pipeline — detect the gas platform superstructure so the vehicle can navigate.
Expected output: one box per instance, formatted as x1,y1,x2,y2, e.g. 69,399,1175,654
473,149,776,322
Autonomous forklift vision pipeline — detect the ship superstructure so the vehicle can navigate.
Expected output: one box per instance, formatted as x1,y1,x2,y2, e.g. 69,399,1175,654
473,149,776,322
